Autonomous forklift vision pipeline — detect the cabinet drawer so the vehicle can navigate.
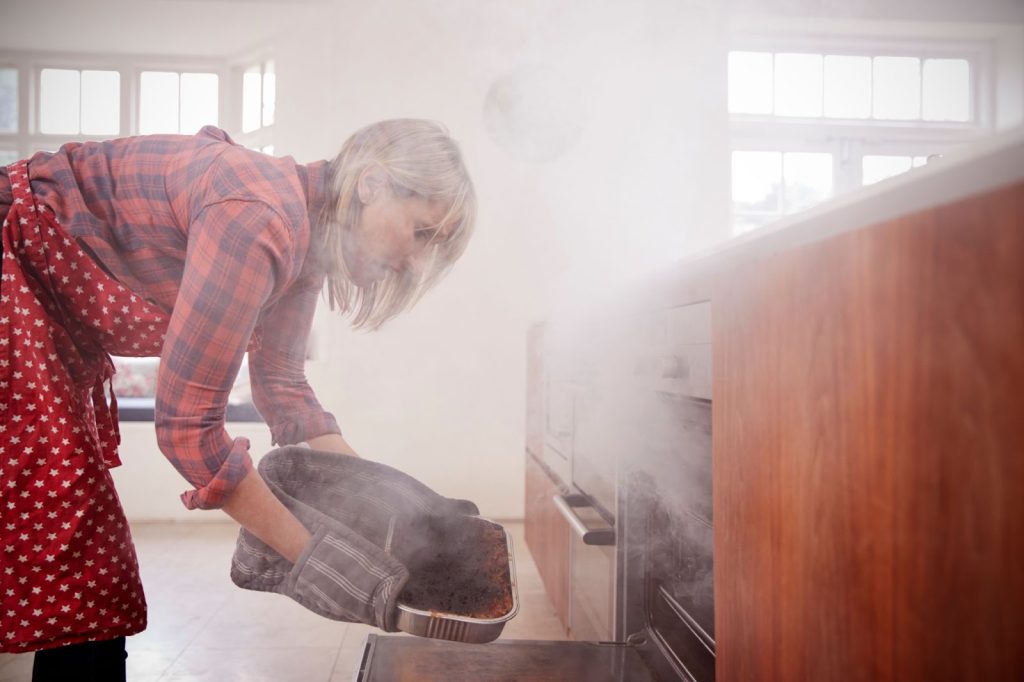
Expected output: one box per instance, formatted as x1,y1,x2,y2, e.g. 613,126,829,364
524,453,571,633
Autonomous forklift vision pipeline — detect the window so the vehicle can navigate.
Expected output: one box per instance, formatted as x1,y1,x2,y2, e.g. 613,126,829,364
111,355,261,422
0,66,18,162
236,58,276,154
0,67,17,134
0,55,235,162
728,38,987,235
862,155,928,186
139,70,219,135
0,51,269,422
732,150,834,235
242,59,275,133
729,51,973,122
40,68,121,135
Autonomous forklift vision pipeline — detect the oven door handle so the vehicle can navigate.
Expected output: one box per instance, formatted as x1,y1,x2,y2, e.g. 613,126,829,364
552,494,615,546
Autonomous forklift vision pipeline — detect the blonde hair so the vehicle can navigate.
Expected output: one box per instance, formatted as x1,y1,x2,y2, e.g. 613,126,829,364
319,119,476,329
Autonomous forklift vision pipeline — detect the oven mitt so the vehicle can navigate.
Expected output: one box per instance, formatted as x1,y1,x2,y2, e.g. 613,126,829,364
229,446,479,631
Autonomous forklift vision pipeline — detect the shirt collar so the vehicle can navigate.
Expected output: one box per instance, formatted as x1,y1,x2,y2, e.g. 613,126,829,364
298,159,329,220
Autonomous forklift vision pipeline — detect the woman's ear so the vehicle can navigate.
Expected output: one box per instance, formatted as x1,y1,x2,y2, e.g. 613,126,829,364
357,166,388,204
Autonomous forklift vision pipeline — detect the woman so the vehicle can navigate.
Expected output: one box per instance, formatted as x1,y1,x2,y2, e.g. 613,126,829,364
0,120,476,679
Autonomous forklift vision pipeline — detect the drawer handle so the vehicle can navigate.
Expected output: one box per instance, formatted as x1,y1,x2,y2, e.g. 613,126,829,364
552,494,615,546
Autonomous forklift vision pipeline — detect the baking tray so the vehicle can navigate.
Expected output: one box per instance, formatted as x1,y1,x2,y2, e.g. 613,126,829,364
395,519,519,643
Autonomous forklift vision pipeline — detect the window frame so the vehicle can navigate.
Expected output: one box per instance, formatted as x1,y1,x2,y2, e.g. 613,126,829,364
0,49,269,422
728,31,997,233
0,50,232,160
230,52,276,154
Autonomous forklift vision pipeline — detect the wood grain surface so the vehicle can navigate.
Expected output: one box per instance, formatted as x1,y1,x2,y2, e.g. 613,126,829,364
524,453,571,634
713,181,1024,681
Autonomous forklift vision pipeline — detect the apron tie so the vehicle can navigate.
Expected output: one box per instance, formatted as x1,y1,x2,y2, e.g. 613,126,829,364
92,358,122,469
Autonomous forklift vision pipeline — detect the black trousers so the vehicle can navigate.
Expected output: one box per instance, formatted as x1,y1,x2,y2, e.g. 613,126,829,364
31,637,127,682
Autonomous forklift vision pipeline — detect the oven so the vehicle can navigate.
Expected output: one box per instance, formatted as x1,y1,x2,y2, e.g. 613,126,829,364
541,368,575,487
622,393,715,682
356,300,714,682
557,381,626,643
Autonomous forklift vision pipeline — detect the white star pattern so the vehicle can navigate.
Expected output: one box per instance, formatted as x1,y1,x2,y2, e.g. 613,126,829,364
1,162,150,651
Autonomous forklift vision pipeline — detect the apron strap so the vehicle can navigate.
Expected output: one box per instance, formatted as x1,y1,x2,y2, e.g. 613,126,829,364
92,360,123,469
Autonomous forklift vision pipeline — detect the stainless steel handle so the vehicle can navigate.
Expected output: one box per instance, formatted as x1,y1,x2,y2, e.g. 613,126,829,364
552,494,615,546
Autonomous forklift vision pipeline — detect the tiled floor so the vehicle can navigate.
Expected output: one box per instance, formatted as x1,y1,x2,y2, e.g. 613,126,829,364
0,521,566,681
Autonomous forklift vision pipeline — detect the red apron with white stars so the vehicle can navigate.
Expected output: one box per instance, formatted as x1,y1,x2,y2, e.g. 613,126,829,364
1,160,168,652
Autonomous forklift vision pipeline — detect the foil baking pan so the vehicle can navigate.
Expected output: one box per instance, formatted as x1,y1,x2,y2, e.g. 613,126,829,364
395,519,519,644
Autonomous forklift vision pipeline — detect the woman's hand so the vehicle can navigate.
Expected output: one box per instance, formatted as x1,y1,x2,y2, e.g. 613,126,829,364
229,446,481,631
220,434,356,563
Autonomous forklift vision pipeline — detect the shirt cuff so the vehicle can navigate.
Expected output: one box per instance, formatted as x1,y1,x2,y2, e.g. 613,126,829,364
269,410,341,447
180,436,255,510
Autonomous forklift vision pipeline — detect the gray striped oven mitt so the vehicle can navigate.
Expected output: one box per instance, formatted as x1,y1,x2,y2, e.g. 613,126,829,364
229,446,478,631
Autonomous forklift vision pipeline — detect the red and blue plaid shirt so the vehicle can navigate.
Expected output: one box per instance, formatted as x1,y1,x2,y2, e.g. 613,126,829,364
1,126,341,509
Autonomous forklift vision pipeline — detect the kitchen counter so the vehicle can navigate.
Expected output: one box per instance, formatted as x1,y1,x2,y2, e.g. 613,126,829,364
528,122,1024,681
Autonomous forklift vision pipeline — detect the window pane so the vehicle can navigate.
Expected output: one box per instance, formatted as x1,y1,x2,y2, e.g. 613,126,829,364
873,57,920,120
262,60,275,127
140,71,180,134
0,150,18,165
733,213,777,236
0,68,17,133
242,66,262,133
923,58,970,122
180,72,218,135
783,152,833,212
732,150,782,213
774,53,823,117
728,51,773,115
823,55,871,119
40,68,81,134
863,155,913,185
80,69,119,136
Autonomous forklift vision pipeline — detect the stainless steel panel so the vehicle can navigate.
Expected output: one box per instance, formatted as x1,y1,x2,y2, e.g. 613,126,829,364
357,635,661,682
570,388,621,520
542,373,573,485
568,501,617,642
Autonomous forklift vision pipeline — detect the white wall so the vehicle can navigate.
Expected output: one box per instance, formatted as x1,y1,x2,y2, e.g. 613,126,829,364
1,0,732,521
271,0,731,518
110,422,274,522
7,0,1020,521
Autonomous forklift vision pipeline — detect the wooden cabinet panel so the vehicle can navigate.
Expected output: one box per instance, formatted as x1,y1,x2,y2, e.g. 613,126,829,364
525,453,571,633
713,182,1024,680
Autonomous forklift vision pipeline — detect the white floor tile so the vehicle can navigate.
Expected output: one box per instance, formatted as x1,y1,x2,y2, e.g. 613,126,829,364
0,653,33,682
159,646,339,682
2,520,565,681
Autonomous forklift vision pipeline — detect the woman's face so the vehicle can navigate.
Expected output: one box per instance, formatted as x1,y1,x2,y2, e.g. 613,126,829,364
344,171,450,287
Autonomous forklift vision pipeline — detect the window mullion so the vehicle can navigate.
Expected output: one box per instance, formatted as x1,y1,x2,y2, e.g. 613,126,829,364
77,69,84,136
120,63,132,137
177,74,183,134
20,57,31,157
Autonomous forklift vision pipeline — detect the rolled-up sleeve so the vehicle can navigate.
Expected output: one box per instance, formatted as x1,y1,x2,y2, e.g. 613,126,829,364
249,277,341,446
156,198,290,510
